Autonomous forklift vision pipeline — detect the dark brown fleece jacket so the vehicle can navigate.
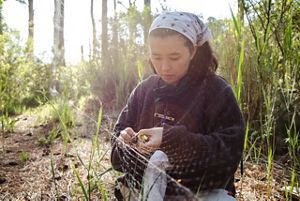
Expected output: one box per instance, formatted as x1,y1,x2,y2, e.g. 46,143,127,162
111,74,245,197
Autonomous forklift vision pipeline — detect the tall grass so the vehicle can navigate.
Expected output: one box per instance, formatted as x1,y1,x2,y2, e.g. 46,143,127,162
285,111,299,200
262,86,276,195
227,0,300,199
28,97,77,150
72,103,112,201
1,0,299,199
47,98,75,148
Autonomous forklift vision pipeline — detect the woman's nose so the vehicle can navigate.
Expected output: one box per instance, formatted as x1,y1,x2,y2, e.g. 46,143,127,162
161,60,171,72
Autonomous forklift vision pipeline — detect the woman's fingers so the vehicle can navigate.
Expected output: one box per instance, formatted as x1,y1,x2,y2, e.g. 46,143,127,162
139,127,163,145
137,143,156,154
119,127,137,144
124,127,135,137
136,127,163,154
117,127,163,154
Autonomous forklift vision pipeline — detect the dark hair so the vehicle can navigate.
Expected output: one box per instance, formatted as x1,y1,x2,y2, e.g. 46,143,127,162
149,28,218,83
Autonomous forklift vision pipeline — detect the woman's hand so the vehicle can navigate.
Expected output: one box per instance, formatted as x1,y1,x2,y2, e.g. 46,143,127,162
137,127,163,154
117,127,136,146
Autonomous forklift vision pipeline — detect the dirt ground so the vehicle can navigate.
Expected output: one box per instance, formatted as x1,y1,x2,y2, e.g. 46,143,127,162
0,113,299,201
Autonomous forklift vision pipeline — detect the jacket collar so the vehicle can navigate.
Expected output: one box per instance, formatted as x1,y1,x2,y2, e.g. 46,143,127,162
153,75,193,100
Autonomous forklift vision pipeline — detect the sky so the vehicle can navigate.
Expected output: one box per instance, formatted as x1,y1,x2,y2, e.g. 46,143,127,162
3,0,237,65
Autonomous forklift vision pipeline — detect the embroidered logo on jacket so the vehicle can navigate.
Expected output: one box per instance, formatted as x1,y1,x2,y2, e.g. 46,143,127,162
154,112,175,122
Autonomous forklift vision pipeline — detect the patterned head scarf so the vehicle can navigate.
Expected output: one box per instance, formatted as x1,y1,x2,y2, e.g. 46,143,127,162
149,12,212,46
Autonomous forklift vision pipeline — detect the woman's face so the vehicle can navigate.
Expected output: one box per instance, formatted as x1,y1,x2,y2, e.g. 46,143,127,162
149,34,196,85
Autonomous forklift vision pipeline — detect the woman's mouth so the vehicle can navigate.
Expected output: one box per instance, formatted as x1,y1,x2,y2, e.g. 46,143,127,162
162,75,174,80
162,75,177,84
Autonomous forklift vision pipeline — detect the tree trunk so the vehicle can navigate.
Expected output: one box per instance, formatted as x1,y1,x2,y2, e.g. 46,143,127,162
51,0,65,95
81,45,84,62
91,0,97,61
143,0,151,44
28,0,34,57
53,0,65,67
59,0,65,66
144,0,151,4
0,3,3,35
112,0,119,68
101,0,108,69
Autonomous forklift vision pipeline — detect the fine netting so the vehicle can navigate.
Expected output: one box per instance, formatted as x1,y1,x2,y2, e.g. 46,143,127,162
72,104,197,199
71,92,241,201
111,127,238,201
112,134,199,201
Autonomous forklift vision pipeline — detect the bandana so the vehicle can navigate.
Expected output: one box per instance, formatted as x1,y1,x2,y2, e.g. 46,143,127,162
149,12,212,46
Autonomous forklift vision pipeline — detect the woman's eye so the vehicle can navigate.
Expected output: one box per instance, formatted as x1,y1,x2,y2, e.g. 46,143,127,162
153,57,161,61
170,57,179,61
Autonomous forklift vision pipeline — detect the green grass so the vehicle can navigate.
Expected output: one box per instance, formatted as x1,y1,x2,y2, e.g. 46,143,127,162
19,151,30,162
1,1,299,199
229,1,300,199
71,104,112,201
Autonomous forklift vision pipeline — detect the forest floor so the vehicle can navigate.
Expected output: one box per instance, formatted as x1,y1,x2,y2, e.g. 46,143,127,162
0,112,299,201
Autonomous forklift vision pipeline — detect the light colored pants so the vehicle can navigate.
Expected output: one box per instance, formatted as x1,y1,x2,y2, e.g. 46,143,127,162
164,189,236,201
118,151,236,201
198,189,236,201
119,185,236,201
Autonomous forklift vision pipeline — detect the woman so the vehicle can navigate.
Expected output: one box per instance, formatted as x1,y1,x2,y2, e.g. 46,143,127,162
111,11,245,201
